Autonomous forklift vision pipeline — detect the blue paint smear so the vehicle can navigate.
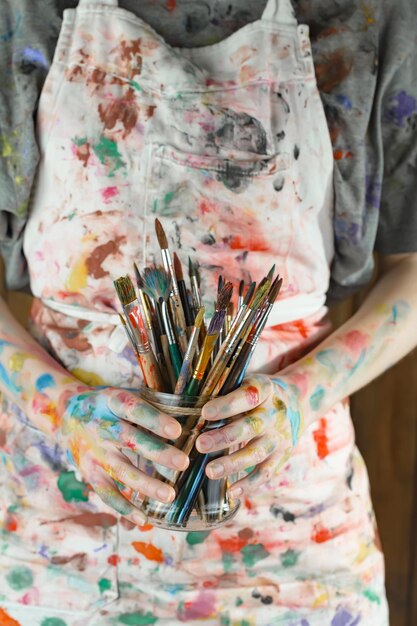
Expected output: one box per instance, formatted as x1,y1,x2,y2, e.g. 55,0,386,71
384,90,417,127
21,47,48,68
336,94,352,110
0,363,22,394
316,350,338,373
35,373,56,393
0,13,21,43
310,385,325,411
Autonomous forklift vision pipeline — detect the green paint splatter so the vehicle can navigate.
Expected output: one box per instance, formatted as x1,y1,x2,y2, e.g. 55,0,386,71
118,611,158,625
92,136,126,177
241,543,269,568
244,465,256,475
363,588,381,605
72,135,88,147
98,577,112,593
309,385,325,411
235,597,243,606
57,471,89,502
152,199,158,213
186,531,210,545
220,615,231,626
6,566,33,590
280,548,299,568
129,80,143,92
222,551,234,573
163,191,175,205
41,619,68,626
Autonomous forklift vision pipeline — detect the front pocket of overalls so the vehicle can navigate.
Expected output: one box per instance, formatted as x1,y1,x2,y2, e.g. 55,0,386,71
142,143,293,304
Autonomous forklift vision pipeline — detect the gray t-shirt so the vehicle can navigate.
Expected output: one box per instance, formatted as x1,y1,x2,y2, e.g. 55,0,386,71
1,0,416,300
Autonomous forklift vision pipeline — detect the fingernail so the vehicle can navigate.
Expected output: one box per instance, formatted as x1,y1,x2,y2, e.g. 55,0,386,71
204,404,217,419
208,462,224,479
228,486,243,499
172,453,189,470
198,436,213,451
164,422,180,439
132,511,147,526
156,486,175,502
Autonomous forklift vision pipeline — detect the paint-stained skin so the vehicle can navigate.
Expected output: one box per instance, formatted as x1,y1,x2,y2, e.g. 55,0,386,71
0,0,391,623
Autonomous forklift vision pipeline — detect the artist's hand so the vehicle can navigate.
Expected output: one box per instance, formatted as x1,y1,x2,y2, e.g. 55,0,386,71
196,374,302,499
58,386,189,525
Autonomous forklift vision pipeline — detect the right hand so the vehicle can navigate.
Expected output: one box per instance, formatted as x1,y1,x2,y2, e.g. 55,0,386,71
58,385,189,526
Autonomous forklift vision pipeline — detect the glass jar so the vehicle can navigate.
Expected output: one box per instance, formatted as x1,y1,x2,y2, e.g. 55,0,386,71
136,386,241,531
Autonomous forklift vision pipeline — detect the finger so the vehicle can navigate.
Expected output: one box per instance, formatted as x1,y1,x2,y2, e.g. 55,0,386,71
118,421,189,472
202,374,272,421
91,469,147,527
196,404,275,453
205,433,277,479
103,450,176,504
108,389,182,440
226,449,292,499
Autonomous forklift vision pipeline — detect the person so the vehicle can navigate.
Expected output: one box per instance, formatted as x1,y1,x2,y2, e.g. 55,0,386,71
0,0,416,624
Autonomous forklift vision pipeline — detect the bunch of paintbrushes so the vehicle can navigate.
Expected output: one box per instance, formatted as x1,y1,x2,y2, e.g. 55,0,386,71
113,219,282,527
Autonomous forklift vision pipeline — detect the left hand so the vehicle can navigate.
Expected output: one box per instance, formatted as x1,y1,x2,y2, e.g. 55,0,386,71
196,373,302,499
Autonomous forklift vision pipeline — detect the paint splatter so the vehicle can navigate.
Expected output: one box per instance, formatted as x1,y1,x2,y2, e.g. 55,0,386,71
118,612,158,625
309,385,325,411
0,608,22,626
57,471,89,502
40,619,68,626
313,418,330,459
131,542,164,563
241,543,270,568
178,591,216,620
245,385,259,407
315,49,353,93
98,577,112,593
85,237,125,279
6,566,33,591
101,186,119,203
186,531,211,545
280,549,299,567
384,90,417,127
35,373,56,393
92,136,126,176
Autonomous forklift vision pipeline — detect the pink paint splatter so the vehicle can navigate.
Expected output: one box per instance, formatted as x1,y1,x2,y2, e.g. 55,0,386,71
180,591,216,620
245,385,259,407
101,186,119,204
343,330,369,359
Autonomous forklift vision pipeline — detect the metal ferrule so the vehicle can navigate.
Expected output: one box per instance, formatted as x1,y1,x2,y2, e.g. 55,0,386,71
161,300,176,345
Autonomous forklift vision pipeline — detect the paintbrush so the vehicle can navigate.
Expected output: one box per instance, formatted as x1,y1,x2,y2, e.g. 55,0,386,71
114,276,164,391
173,252,195,332
188,256,202,313
155,301,176,392
155,219,188,355
238,279,245,310
184,283,232,397
133,262,163,361
141,265,183,381
221,277,283,395
200,279,271,397
174,307,205,395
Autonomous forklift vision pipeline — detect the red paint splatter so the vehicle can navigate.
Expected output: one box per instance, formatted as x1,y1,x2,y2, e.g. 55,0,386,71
107,554,120,566
131,541,164,563
313,418,329,460
343,330,369,359
138,523,154,532
333,149,353,160
217,534,248,553
5,516,17,532
315,49,353,93
166,0,177,10
245,385,259,407
228,235,269,252
0,608,22,626
101,186,119,204
244,497,253,510
311,524,335,543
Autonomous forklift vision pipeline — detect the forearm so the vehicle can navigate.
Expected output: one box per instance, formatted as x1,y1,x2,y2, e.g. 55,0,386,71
0,296,80,437
276,255,417,436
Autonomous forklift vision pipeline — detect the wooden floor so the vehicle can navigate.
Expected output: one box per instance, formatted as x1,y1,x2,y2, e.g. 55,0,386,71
1,263,416,625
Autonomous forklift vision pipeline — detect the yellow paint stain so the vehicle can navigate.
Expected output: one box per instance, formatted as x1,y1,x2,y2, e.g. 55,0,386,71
70,368,105,387
355,541,373,564
376,303,390,316
8,353,27,372
66,257,88,291
1,137,13,158
362,3,375,24
15,175,23,185
313,591,329,607
247,414,264,436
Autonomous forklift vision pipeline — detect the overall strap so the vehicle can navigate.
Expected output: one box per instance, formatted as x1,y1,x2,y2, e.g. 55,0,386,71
78,0,118,6
261,0,297,25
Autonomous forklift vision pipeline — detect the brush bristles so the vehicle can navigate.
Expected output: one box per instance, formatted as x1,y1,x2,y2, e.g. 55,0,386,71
142,265,171,302
251,279,271,310
207,309,226,335
227,302,234,316
133,262,144,289
266,264,276,282
173,252,184,282
268,277,283,303
188,256,194,278
243,281,256,306
114,275,136,306
239,279,245,297
155,218,168,250
217,275,224,294
216,281,233,311
194,306,205,328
